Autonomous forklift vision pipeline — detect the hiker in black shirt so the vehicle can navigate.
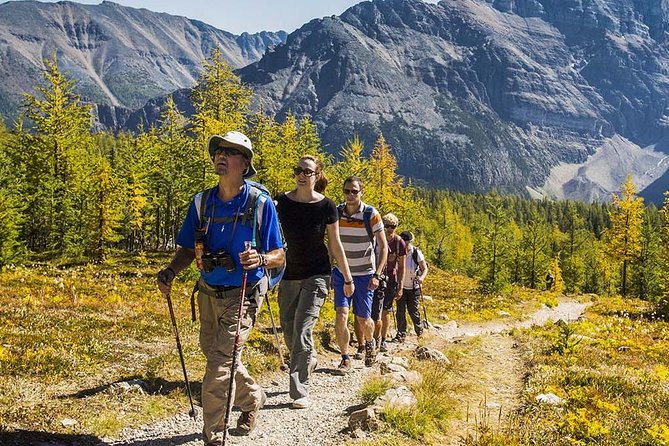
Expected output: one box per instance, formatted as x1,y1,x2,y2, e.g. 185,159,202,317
275,155,353,409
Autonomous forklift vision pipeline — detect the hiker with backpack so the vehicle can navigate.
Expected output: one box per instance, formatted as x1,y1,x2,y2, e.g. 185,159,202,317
396,231,428,341
157,131,285,445
370,213,406,354
275,155,354,409
332,176,388,374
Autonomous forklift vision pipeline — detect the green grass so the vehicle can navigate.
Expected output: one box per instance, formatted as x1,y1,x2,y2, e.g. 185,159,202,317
358,376,393,406
498,296,669,445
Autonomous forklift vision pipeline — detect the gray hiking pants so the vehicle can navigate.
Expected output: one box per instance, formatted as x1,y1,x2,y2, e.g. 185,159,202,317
197,277,267,445
278,275,329,400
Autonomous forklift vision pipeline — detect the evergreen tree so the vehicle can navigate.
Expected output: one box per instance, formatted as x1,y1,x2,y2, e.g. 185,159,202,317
0,121,24,266
522,213,549,289
330,136,369,202
630,209,664,300
190,47,252,187
21,55,94,256
605,175,644,296
476,192,511,292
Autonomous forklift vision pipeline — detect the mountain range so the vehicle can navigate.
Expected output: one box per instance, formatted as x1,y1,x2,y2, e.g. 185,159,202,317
1,0,668,203
0,0,285,124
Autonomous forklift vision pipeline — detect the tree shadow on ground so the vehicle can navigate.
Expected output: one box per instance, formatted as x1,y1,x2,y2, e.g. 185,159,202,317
58,376,202,403
0,430,101,446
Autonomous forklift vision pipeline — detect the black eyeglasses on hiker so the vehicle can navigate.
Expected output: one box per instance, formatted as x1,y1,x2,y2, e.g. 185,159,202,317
385,224,397,229
343,188,360,195
293,166,316,177
213,146,243,157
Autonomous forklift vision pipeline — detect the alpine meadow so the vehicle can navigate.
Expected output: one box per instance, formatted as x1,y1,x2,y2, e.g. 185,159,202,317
1,32,669,446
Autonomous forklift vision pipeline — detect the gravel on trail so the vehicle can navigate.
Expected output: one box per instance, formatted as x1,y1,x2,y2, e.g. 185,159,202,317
100,356,380,446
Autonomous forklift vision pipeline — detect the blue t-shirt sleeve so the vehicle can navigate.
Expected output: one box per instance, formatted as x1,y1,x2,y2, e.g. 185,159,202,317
175,200,199,249
259,195,285,253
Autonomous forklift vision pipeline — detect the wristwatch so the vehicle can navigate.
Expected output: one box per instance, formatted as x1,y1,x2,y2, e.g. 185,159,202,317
344,279,353,285
372,273,379,279
259,254,268,266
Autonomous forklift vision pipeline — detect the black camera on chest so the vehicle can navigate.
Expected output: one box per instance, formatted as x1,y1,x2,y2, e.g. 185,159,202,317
201,251,236,273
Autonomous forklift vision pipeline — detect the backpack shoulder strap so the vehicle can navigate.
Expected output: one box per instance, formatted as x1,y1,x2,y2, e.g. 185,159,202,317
412,247,419,266
194,187,217,231
337,203,345,218
362,205,374,242
243,185,262,228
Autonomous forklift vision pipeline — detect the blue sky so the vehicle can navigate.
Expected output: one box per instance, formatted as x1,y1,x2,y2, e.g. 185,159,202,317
29,0,438,34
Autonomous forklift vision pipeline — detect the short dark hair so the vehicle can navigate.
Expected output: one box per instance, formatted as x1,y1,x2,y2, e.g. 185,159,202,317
343,176,363,190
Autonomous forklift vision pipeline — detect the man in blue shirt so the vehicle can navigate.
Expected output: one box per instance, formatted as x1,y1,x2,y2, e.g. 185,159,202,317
157,131,285,445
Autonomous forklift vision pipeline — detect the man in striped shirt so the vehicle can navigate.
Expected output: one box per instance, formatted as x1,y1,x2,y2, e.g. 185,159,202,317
332,177,388,374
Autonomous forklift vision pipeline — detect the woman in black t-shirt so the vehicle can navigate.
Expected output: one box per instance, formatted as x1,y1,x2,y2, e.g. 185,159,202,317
275,155,354,409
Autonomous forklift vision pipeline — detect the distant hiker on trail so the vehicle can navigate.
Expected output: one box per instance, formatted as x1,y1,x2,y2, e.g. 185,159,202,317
157,131,285,444
396,231,428,341
332,176,388,374
275,155,353,409
546,272,555,291
370,213,406,354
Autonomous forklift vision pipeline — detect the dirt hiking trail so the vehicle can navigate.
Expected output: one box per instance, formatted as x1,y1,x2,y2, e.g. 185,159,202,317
101,299,589,446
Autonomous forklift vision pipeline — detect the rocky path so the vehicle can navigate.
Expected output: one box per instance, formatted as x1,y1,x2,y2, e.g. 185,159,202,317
101,299,588,446
101,354,379,446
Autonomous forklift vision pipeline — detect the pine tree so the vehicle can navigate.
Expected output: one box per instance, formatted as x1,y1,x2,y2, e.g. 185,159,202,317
330,136,369,202
190,47,253,187
0,121,24,266
155,96,201,248
630,208,664,300
476,192,511,292
522,213,549,289
550,257,564,294
21,55,94,256
605,175,644,296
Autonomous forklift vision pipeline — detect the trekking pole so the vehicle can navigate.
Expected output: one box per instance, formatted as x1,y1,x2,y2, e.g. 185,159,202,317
222,245,251,445
165,291,197,418
266,290,289,372
417,281,430,330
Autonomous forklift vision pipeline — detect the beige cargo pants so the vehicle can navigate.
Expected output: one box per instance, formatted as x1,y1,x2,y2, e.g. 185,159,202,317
197,277,267,445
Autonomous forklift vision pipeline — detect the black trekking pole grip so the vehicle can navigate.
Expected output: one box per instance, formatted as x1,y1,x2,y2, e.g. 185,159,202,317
222,270,249,445
166,292,197,418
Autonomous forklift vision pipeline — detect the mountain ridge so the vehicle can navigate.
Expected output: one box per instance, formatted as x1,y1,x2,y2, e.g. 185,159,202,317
0,0,286,120
2,0,669,202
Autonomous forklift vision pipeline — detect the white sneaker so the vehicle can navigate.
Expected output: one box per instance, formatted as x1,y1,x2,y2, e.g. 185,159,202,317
292,397,312,409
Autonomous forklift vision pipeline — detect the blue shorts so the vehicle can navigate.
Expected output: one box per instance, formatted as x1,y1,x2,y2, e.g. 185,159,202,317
332,268,374,318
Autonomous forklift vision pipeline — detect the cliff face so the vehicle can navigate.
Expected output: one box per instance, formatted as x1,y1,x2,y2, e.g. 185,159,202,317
5,0,668,201
0,1,285,119
239,0,669,199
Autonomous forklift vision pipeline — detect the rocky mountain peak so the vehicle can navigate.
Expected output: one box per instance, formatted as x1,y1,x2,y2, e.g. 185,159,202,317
0,0,285,120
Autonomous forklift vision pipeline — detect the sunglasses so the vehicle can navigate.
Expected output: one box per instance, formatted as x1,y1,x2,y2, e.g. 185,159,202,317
343,188,360,195
293,166,316,177
213,146,244,157
384,224,397,229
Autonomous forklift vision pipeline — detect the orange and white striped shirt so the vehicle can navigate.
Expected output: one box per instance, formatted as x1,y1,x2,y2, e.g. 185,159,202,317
336,201,384,276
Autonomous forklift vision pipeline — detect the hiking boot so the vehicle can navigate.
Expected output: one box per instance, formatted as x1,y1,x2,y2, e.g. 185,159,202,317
353,345,365,360
391,333,406,343
292,397,312,409
364,342,376,367
379,340,388,353
334,357,351,375
237,390,266,435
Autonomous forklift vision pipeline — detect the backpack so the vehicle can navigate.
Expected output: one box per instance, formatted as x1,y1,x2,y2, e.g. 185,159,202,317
336,203,375,241
194,180,286,289
411,247,425,274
